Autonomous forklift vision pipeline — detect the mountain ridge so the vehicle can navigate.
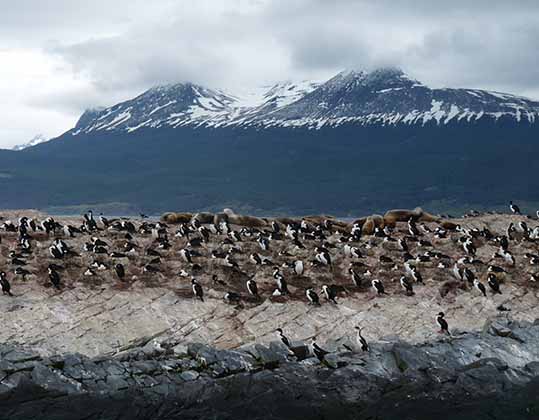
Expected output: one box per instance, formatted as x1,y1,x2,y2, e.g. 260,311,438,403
68,67,539,136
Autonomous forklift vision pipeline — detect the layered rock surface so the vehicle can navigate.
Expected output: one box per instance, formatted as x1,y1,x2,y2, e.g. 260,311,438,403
1,318,538,420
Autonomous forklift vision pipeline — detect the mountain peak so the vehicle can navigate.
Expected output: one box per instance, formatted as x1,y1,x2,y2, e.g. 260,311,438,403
363,67,419,86
11,134,49,151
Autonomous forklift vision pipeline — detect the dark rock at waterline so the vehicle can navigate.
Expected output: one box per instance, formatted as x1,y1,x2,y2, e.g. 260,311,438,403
1,318,538,420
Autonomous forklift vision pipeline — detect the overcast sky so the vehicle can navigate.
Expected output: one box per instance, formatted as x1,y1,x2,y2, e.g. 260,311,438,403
1,0,539,147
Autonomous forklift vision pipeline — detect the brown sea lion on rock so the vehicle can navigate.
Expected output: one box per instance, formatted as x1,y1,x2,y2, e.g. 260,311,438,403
415,207,439,222
383,209,418,226
274,217,300,226
383,207,439,227
356,215,385,235
160,212,193,224
191,212,214,225
303,215,348,229
440,220,459,230
228,214,267,228
219,208,267,228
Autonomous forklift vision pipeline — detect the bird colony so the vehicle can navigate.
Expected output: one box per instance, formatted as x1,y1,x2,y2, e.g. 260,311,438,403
1,204,538,359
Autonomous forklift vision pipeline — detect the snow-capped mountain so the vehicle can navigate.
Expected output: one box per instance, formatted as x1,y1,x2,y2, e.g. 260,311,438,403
71,67,539,135
11,134,49,151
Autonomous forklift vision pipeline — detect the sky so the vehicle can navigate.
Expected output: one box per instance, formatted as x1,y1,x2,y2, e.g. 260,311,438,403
1,0,539,148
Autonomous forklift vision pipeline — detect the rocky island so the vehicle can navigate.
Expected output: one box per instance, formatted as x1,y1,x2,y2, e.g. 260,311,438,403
0,207,538,419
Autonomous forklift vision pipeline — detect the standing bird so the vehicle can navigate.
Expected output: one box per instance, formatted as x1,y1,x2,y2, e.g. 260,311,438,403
258,236,270,251
225,254,240,270
410,266,424,284
249,253,263,265
509,201,521,215
398,238,408,252
473,279,487,297
371,279,386,295
276,328,291,348
48,267,61,290
310,337,329,361
179,248,192,264
293,260,304,276
321,284,338,304
400,276,414,296
355,326,369,351
306,287,320,305
487,273,502,295
49,244,64,259
114,263,125,281
274,271,289,295
0,272,13,296
223,291,241,303
462,267,476,284
316,250,332,267
246,278,260,299
463,239,476,256
349,268,362,287
436,312,450,335
191,278,204,302
408,218,420,237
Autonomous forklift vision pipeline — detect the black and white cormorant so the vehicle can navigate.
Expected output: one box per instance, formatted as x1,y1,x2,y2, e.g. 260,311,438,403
114,263,125,281
316,250,332,266
410,266,424,284
306,287,320,305
0,272,13,296
463,239,476,256
250,253,262,265
321,284,337,304
349,268,362,287
355,326,369,351
191,278,204,301
49,244,63,259
400,276,414,296
436,312,450,335
487,273,502,294
473,279,487,297
398,238,408,252
258,236,270,251
276,328,291,348
371,279,385,295
408,217,420,237
246,278,259,299
224,291,241,303
274,271,289,295
225,254,240,269
48,267,61,290
310,337,329,361
509,201,521,215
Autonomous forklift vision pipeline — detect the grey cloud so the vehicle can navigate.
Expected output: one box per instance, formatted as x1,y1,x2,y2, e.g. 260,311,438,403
44,0,539,99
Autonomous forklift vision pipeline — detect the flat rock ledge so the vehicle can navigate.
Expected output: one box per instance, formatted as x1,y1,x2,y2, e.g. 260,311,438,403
1,318,539,420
